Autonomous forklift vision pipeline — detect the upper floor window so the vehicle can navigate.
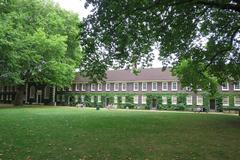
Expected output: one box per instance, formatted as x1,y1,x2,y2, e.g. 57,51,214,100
114,83,119,91
122,83,127,91
186,95,192,105
30,86,35,99
171,82,178,91
234,81,240,91
196,95,203,106
142,82,147,91
106,83,110,91
81,84,86,91
221,82,229,91
44,86,50,99
75,84,80,91
98,83,102,91
91,84,96,91
162,82,168,91
152,82,157,91
133,83,139,91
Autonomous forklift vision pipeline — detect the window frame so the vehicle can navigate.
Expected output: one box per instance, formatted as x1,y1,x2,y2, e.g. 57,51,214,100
133,82,139,91
162,82,168,91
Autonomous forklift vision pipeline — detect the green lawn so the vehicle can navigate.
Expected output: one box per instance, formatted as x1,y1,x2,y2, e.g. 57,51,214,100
0,107,239,160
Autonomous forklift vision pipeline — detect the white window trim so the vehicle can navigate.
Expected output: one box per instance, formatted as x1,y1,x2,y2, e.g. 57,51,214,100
106,83,110,91
98,95,101,102
196,95,203,106
114,83,119,91
234,96,240,106
75,84,79,91
91,84,95,91
122,96,126,104
171,96,177,105
162,96,167,105
186,96,192,105
121,83,127,91
234,81,240,91
98,83,102,91
222,97,229,106
142,82,147,91
133,83,139,91
81,84,86,91
162,82,168,91
171,82,178,91
221,82,229,91
142,95,146,104
134,95,138,104
91,96,94,103
114,96,118,103
81,95,85,102
152,82,157,91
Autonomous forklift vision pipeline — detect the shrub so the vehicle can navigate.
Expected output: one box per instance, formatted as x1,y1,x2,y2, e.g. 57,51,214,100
124,102,135,109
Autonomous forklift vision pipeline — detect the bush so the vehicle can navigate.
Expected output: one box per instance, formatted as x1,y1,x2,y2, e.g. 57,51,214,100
173,103,186,111
123,102,135,109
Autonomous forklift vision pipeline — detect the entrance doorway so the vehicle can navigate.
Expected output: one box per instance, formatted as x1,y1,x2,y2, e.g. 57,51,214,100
105,97,110,107
210,99,216,110
152,98,157,109
36,90,42,104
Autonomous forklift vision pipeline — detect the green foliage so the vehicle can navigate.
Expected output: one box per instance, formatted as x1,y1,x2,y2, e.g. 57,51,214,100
81,0,240,93
0,0,82,88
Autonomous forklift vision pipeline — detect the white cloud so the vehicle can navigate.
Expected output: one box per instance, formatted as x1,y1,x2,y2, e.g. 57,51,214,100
53,0,90,19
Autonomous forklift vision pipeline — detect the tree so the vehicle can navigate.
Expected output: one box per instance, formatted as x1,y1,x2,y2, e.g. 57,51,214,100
0,0,82,105
81,0,240,93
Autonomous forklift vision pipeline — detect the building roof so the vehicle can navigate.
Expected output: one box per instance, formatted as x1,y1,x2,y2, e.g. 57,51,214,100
74,68,178,83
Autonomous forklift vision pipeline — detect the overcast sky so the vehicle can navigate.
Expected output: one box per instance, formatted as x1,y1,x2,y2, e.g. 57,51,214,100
53,0,161,68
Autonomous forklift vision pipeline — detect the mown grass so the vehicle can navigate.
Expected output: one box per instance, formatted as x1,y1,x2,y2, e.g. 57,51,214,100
0,107,239,160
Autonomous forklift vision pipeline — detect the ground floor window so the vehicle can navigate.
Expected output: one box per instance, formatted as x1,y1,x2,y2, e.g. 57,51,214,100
222,97,229,106
197,95,203,106
56,95,60,102
186,95,192,105
0,94,3,100
142,95,146,104
81,95,85,103
122,96,126,104
134,95,138,104
171,96,177,105
75,95,78,103
44,86,50,99
114,96,118,103
234,96,240,106
162,96,167,105
30,86,35,99
62,95,65,102
98,95,101,103
91,96,94,103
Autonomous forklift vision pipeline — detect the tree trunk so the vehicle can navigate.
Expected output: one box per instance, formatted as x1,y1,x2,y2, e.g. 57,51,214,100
14,85,25,106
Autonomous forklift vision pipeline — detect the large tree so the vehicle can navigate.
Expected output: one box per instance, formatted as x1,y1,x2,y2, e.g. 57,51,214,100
0,0,82,105
81,0,240,94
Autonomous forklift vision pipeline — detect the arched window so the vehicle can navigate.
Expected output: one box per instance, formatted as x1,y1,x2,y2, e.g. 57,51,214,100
30,86,35,99
44,86,50,99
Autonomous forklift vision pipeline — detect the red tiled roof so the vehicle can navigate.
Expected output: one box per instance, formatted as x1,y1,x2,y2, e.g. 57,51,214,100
74,68,178,82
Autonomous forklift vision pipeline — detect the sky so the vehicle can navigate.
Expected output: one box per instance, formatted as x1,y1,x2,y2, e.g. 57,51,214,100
53,0,162,68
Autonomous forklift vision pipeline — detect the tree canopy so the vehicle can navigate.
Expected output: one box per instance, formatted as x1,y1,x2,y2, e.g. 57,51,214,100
0,0,82,104
81,0,240,93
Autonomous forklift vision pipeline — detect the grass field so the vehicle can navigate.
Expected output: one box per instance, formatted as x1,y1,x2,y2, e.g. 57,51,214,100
0,107,239,160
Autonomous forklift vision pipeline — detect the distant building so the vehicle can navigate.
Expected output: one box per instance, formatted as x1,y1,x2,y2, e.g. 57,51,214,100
1,68,240,111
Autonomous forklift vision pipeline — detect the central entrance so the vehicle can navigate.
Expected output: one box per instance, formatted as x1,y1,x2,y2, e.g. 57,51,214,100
152,98,157,109
210,99,216,111
36,90,42,104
